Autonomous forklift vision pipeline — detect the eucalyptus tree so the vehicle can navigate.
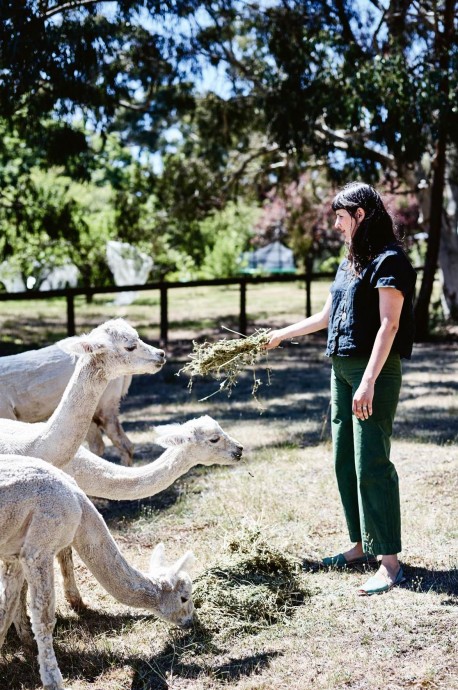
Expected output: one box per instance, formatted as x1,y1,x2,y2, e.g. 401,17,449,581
0,1,201,155
189,0,457,336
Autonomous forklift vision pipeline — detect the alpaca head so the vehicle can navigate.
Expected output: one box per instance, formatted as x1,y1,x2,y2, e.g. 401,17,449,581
58,318,166,378
149,543,195,627
153,415,244,466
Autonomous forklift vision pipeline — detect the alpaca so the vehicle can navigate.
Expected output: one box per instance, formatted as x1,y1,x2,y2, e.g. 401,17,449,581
0,318,165,469
0,455,194,690
0,341,135,465
57,415,243,609
14,415,243,634
66,415,244,501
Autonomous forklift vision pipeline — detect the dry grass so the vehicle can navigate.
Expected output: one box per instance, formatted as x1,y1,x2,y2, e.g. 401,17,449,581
179,328,271,400
0,287,457,690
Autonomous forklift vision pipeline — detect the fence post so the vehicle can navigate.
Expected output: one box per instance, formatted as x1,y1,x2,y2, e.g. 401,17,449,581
66,293,75,336
239,279,247,335
160,284,168,346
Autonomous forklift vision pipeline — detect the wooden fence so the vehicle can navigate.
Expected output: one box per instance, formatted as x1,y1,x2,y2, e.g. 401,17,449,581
0,271,335,344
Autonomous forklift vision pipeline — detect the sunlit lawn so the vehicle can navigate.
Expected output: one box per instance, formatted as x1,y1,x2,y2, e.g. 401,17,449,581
0,280,456,690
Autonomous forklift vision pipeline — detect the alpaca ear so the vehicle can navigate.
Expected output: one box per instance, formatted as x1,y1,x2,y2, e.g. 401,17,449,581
57,337,82,357
153,424,192,448
59,336,108,356
172,550,195,575
150,542,165,570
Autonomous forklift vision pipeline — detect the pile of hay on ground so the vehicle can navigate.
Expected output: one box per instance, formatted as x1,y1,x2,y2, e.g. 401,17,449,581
192,527,309,639
179,328,271,398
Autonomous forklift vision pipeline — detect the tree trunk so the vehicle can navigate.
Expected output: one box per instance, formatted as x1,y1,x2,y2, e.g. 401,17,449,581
413,0,455,340
414,141,447,340
438,176,458,320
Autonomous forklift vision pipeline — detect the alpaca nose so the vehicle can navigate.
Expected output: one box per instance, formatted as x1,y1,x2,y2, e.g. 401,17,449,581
153,348,166,365
232,444,243,460
179,615,194,629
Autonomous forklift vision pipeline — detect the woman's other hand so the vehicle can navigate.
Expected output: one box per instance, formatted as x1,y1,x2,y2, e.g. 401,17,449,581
353,381,375,420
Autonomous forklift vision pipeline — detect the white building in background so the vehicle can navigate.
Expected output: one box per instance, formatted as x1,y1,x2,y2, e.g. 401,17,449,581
106,240,153,305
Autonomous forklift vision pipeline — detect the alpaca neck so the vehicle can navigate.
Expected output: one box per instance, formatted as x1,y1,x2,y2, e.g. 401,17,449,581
67,445,197,501
34,358,109,467
72,499,160,609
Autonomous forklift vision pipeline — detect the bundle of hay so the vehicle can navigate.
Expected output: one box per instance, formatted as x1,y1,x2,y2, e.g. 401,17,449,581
179,328,271,398
192,527,309,639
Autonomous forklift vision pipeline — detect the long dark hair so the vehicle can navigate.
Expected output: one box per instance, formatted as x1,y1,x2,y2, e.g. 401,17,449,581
332,182,400,274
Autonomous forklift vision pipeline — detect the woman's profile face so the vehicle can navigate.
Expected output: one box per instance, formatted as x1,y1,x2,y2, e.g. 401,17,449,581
334,207,365,244
334,209,356,244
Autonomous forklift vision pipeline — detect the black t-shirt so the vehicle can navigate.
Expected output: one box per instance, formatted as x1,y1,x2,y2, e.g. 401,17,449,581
326,244,417,359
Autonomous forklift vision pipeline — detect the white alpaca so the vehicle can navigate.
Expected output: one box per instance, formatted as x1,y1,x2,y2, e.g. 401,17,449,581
0,318,165,469
0,455,194,690
14,416,243,635
66,415,244,500
58,415,243,608
0,341,135,465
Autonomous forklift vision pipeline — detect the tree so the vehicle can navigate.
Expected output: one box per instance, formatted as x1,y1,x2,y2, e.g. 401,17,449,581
189,0,458,336
0,125,166,287
0,1,201,176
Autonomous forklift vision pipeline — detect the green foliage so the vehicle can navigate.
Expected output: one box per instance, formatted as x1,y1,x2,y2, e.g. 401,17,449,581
198,202,259,279
0,126,128,287
0,2,201,170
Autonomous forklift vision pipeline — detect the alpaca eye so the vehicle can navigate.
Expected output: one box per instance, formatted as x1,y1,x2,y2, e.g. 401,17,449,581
181,596,188,603
125,344,137,352
209,436,220,444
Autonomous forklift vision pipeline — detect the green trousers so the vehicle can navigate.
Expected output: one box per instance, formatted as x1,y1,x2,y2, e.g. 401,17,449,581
331,354,402,555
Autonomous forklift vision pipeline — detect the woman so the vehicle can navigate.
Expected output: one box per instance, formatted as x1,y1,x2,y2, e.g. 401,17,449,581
266,182,417,595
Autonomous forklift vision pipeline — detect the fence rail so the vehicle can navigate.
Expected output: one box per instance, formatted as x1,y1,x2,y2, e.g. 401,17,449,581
0,271,334,344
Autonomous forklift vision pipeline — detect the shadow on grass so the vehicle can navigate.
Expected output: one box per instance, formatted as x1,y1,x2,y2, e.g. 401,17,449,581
302,558,458,600
1,611,141,690
131,643,282,689
402,565,458,600
93,481,184,524
0,618,281,690
57,608,161,636
120,338,458,452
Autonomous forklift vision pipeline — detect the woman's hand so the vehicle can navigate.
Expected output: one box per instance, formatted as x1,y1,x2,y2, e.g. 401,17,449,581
265,330,284,350
353,380,374,420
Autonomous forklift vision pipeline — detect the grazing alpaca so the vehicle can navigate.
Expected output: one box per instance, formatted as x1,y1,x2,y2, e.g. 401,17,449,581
0,342,135,465
14,416,243,635
0,318,165,468
58,415,243,609
0,455,194,690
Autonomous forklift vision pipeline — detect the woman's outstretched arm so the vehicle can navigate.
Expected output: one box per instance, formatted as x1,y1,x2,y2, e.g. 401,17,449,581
265,293,332,349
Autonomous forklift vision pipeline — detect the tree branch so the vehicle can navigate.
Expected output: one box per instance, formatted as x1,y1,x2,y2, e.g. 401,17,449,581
366,0,388,10
333,0,366,57
41,0,111,20
315,122,396,168
223,145,283,192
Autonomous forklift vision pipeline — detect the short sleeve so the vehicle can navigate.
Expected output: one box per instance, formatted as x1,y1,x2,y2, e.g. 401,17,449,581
370,252,416,296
